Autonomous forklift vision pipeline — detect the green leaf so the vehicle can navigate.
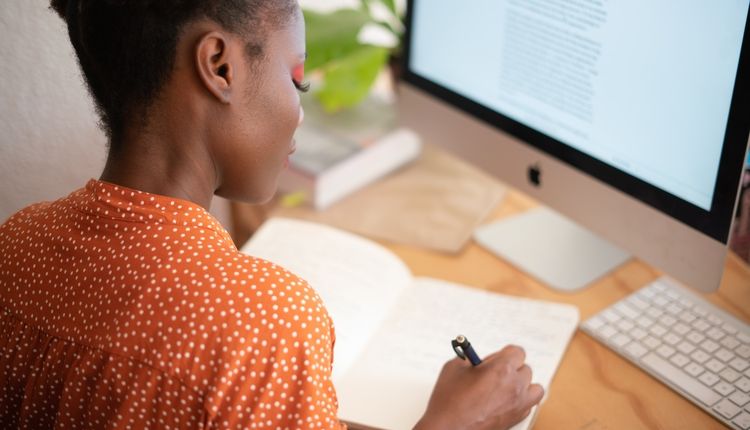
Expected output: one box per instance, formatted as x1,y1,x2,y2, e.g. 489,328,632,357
316,45,389,112
303,8,372,72
361,0,397,15
381,0,398,15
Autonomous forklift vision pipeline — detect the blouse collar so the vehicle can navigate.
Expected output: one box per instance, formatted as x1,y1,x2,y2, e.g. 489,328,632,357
71,179,233,244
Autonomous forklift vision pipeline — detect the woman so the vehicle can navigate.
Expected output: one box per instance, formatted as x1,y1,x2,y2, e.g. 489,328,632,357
0,1,543,428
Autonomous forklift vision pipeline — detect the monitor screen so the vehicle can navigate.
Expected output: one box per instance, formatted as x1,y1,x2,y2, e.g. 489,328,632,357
404,0,750,243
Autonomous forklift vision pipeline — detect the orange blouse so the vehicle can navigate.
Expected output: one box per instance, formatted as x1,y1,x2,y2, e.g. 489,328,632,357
0,180,344,429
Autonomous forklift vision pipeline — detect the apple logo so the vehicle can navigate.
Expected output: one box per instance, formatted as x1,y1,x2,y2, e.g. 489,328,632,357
528,163,542,187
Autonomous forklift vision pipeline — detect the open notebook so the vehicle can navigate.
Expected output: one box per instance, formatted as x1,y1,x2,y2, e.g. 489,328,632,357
241,218,579,430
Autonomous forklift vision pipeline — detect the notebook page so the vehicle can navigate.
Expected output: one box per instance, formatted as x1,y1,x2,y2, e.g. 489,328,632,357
335,277,579,430
240,218,412,379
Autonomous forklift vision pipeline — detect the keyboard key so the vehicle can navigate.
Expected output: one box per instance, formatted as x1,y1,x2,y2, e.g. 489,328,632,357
630,327,648,340
643,336,661,349
657,345,676,359
733,411,750,430
693,306,708,317
706,358,726,373
699,371,720,387
659,315,677,327
624,342,648,359
628,295,650,310
708,314,724,326
649,324,668,337
738,332,750,344
599,325,618,339
722,336,741,350
638,288,656,299
714,398,741,419
707,327,726,341
663,333,681,346
684,362,704,377
730,391,750,407
692,319,711,332
584,316,605,330
636,316,655,329
715,381,736,396
678,297,694,309
721,367,741,383
612,333,631,348
717,348,737,363
642,353,721,406
616,319,635,332
678,312,697,324
666,303,682,315
674,323,691,336
654,296,669,307
670,353,690,368
737,345,750,359
738,377,750,393
732,358,750,373
646,307,663,319
687,331,706,345
690,349,710,364
702,339,720,353
677,341,696,355
602,309,621,323
614,302,639,320
723,323,739,335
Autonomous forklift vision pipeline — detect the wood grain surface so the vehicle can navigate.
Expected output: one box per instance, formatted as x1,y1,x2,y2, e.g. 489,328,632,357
237,187,750,429
385,189,750,430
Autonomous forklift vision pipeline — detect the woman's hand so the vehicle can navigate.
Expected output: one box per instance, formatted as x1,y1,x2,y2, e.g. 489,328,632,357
414,345,544,430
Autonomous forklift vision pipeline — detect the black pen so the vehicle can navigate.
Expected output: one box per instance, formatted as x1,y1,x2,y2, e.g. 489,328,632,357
451,334,482,366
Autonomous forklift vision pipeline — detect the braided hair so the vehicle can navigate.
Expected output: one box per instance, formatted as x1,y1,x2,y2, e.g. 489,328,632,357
49,0,297,150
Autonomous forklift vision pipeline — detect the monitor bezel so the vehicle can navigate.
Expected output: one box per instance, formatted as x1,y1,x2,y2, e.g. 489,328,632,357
401,0,750,243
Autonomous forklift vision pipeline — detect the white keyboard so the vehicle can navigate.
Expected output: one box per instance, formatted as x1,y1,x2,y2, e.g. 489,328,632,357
581,277,750,429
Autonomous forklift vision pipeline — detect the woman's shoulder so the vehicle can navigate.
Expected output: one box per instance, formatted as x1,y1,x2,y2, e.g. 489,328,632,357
0,202,48,230
171,247,330,325
1,195,70,228
0,187,86,236
224,252,326,311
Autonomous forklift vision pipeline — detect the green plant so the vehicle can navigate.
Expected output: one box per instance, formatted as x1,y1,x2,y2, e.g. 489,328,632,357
303,0,403,112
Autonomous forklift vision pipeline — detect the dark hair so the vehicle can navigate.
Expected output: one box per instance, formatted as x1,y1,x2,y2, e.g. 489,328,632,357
50,0,297,150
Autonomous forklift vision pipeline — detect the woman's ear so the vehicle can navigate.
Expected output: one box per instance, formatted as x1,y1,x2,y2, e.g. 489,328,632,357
195,31,234,103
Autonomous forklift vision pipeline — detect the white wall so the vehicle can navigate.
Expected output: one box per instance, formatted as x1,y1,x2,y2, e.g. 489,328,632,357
0,1,106,221
0,1,230,227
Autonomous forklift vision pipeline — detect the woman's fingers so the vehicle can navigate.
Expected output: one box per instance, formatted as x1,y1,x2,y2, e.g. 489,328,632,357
485,344,526,369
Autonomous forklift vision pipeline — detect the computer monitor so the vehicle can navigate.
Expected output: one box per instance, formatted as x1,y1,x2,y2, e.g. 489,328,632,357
398,0,750,292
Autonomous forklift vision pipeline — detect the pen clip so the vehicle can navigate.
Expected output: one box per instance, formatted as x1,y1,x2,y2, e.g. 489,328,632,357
451,336,469,361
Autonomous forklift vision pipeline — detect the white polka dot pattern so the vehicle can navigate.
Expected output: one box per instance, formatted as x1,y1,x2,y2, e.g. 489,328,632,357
0,180,344,429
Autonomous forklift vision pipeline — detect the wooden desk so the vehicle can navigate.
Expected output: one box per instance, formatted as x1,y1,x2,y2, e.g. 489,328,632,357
380,189,750,430
233,184,750,429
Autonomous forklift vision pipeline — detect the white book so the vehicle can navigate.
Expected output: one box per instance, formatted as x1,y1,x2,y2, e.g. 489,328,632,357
280,97,422,210
241,218,579,430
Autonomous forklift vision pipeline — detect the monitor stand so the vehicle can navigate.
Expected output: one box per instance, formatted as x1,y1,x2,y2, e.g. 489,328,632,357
474,207,631,292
